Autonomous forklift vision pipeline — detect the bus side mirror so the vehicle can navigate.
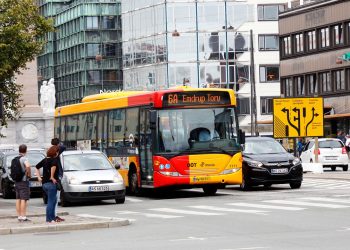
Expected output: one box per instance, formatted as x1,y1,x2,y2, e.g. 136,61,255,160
150,111,157,129
238,129,245,145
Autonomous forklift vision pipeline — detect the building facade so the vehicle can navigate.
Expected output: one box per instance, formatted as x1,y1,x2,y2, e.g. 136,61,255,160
37,0,123,107
279,0,350,136
122,0,286,135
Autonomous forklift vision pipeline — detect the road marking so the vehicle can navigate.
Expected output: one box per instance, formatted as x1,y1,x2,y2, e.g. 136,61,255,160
114,211,140,215
143,213,183,219
219,247,268,250
190,205,267,215
300,197,350,204
125,197,143,202
76,213,135,221
170,236,206,242
149,208,224,216
227,202,305,211
263,200,349,208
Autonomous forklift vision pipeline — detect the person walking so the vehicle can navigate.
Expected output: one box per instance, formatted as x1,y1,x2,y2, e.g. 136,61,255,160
297,138,304,158
14,144,32,222
51,138,65,222
35,146,60,223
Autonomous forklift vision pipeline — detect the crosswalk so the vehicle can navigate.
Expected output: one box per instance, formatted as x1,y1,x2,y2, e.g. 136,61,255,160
302,178,350,190
114,195,350,220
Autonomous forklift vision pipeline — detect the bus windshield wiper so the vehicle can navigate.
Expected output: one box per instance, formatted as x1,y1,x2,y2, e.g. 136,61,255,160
208,146,232,155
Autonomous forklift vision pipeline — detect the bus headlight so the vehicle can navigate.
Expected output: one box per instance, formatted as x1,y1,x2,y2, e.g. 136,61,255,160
221,168,241,174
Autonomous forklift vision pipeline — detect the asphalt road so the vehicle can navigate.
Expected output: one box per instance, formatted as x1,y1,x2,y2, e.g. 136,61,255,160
2,175,350,250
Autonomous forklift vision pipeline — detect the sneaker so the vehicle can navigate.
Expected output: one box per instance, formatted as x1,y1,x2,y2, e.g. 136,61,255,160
18,218,23,222
55,216,64,222
22,218,31,222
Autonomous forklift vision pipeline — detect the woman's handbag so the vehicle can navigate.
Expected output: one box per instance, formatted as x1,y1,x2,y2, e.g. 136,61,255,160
56,180,63,191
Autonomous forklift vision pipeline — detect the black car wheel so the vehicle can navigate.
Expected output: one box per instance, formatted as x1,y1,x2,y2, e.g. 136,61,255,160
2,180,13,199
240,177,251,191
343,165,348,171
290,181,302,189
331,166,336,171
203,185,218,195
263,183,272,189
115,196,125,204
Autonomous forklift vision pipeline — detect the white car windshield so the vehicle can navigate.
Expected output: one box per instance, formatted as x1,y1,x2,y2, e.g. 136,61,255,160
63,154,113,171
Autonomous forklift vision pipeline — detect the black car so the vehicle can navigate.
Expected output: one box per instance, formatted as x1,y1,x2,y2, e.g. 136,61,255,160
0,150,46,198
241,137,303,190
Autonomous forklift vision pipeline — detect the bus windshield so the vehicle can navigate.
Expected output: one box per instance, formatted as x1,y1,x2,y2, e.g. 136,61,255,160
157,108,240,155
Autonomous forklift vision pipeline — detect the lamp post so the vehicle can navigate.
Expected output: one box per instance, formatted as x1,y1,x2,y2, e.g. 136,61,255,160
249,29,258,136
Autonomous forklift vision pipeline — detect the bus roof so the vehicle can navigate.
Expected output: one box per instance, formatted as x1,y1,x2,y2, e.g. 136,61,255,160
55,87,236,117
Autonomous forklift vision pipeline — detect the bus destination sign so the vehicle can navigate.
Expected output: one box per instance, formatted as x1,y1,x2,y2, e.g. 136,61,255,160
163,91,231,107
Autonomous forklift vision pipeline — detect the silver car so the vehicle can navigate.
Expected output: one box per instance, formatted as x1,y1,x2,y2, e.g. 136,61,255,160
59,150,125,206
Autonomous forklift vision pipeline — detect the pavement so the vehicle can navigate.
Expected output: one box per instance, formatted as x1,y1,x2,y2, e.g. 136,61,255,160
0,200,130,235
304,171,350,181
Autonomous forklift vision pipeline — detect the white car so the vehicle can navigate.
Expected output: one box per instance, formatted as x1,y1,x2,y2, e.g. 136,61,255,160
300,138,349,171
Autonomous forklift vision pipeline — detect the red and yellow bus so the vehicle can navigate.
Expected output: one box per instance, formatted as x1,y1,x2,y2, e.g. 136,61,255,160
54,87,245,195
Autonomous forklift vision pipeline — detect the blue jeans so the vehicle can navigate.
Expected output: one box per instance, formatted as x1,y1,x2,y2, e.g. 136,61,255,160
43,182,57,222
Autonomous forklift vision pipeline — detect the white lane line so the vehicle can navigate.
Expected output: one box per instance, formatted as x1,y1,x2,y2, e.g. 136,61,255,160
263,200,349,208
190,205,267,215
114,211,140,215
149,208,224,216
219,247,268,250
76,213,135,222
227,202,305,211
125,197,143,202
143,213,183,219
170,236,206,242
300,197,350,204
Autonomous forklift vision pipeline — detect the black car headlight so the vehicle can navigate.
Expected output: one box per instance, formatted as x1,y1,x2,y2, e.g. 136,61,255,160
246,160,264,169
292,158,301,166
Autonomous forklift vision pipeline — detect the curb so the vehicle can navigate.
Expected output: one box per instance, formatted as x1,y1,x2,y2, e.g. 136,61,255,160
0,212,69,220
0,219,130,235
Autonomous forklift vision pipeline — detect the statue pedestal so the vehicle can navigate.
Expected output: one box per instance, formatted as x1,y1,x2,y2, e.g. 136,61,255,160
0,106,54,150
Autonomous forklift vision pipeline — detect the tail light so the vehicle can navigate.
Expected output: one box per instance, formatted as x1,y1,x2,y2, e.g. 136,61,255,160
342,147,347,154
314,148,320,155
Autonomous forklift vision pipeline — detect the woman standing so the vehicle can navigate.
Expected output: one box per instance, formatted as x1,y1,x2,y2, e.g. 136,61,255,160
35,146,60,223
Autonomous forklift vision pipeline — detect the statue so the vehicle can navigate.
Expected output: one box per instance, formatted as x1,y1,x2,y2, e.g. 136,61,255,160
47,78,56,113
39,80,49,112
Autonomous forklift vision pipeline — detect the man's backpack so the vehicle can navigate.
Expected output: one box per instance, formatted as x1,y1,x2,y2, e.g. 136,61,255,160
10,156,24,182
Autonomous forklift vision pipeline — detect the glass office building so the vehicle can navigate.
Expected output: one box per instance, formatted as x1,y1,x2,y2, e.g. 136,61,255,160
37,0,123,107
122,0,254,91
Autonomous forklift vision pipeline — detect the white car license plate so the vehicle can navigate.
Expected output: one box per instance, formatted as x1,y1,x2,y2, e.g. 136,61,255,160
89,186,109,192
271,168,288,174
29,181,42,187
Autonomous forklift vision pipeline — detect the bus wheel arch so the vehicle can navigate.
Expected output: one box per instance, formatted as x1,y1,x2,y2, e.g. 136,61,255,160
128,163,140,195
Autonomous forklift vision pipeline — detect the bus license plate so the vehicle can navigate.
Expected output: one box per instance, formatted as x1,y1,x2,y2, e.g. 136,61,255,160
271,168,288,174
89,186,109,192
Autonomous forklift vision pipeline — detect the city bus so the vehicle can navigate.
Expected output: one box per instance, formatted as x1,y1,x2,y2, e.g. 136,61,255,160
54,87,245,195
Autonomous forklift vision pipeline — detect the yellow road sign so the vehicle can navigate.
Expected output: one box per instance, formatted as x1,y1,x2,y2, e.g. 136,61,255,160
273,97,324,138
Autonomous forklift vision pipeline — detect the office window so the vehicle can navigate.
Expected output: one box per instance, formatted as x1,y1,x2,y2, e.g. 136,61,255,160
261,97,274,115
294,33,303,53
102,16,116,29
282,36,291,56
87,70,101,84
237,98,250,115
320,72,331,93
258,5,284,21
258,35,279,51
332,24,343,45
283,78,293,97
295,76,305,96
306,30,316,51
306,74,317,95
260,65,279,82
86,44,101,57
333,70,345,91
320,27,330,48
86,16,99,29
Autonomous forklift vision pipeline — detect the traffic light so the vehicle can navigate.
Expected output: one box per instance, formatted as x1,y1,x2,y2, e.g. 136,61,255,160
0,93,4,119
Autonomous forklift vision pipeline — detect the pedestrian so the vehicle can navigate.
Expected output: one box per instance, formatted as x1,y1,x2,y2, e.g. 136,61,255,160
337,130,346,145
51,138,65,222
345,135,350,153
14,144,32,222
297,138,304,158
35,145,60,223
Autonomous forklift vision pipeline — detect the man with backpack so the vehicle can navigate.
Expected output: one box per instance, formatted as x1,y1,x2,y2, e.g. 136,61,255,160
11,144,32,222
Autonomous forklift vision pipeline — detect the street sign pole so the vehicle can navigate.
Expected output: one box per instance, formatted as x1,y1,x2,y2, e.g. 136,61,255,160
314,137,319,163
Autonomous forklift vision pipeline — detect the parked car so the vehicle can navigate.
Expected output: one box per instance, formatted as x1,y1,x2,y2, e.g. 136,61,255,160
241,137,303,190
300,138,349,171
50,150,125,206
0,150,46,198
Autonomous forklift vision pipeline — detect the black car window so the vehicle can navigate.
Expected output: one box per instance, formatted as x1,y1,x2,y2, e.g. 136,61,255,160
319,140,343,148
308,141,314,150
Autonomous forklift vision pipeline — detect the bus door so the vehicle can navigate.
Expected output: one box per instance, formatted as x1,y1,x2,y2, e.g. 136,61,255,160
139,108,154,186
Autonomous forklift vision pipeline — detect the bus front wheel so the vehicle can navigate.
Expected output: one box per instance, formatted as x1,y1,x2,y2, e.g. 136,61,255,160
128,172,140,196
203,185,218,195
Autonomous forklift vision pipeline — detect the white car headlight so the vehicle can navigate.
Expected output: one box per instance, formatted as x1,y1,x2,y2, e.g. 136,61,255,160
293,158,301,166
69,177,81,185
246,160,264,168
113,174,123,183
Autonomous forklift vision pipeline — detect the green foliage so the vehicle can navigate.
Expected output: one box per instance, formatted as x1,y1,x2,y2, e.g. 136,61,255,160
0,0,53,125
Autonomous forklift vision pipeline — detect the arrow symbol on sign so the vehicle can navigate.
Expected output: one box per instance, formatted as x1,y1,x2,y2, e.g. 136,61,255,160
282,107,300,136
306,107,318,136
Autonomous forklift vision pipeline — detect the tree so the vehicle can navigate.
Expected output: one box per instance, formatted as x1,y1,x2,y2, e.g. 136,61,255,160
0,0,53,125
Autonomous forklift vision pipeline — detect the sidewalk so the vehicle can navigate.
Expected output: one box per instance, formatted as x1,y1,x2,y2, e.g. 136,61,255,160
0,201,130,235
304,171,350,181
